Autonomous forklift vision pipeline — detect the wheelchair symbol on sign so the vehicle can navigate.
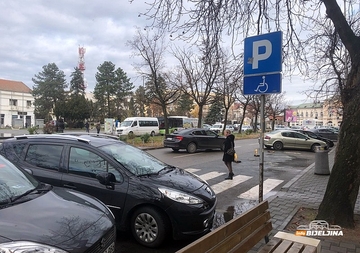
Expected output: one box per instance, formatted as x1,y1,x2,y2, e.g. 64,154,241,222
255,76,268,93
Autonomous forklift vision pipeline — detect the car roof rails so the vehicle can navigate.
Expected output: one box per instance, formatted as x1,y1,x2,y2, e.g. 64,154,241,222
14,134,91,144
57,132,120,141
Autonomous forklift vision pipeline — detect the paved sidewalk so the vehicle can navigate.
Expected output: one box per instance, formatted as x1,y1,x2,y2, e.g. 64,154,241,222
250,149,360,253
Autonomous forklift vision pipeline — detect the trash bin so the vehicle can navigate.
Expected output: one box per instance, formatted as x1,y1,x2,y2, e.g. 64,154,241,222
314,146,330,175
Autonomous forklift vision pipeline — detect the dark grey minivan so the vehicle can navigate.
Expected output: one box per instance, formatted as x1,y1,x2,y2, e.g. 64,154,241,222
0,154,116,253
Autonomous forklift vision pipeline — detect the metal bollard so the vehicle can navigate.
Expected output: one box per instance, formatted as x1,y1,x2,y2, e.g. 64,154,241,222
314,146,330,175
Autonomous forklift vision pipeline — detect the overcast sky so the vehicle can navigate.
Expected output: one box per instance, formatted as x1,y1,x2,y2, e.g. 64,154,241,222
0,1,313,105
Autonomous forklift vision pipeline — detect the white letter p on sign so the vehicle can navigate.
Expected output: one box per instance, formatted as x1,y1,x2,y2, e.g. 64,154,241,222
252,40,272,69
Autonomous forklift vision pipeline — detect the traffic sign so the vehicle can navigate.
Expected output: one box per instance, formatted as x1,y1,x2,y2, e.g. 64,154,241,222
244,31,282,76
243,73,282,95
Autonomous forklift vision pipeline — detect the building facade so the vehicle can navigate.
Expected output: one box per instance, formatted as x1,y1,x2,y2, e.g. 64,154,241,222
287,100,342,128
0,79,35,128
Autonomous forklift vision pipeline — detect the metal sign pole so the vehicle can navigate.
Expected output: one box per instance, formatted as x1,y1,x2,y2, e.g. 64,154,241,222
259,94,265,203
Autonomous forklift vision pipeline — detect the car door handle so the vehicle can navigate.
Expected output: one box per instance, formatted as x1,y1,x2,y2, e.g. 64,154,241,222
63,183,77,189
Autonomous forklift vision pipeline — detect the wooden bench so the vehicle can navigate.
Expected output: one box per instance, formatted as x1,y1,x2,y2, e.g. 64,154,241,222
176,201,321,253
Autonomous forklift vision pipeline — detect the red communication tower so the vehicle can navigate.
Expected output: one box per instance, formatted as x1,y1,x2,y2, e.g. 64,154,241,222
78,46,87,89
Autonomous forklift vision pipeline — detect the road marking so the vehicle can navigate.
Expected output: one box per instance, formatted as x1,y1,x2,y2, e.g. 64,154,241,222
185,168,200,173
198,171,226,181
173,153,202,158
237,178,283,199
210,175,252,195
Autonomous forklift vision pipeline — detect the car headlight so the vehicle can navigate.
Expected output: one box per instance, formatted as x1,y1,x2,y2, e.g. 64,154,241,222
0,242,67,253
158,188,204,204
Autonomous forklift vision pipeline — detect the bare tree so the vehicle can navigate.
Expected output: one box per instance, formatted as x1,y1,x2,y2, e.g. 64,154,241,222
173,40,221,127
127,28,180,134
215,50,243,133
266,93,287,130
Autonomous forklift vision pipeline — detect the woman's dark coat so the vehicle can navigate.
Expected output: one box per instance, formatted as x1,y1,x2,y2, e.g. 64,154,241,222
222,134,235,162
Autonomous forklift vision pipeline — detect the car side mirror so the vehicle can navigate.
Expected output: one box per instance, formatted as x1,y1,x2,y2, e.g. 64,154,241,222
96,172,116,189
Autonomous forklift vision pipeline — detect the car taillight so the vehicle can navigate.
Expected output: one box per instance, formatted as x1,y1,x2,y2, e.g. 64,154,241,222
175,136,183,141
264,136,271,140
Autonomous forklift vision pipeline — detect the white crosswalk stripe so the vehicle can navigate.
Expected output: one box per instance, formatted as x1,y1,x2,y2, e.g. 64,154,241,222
186,168,200,173
197,171,226,181
185,168,283,199
237,178,283,199
210,175,252,195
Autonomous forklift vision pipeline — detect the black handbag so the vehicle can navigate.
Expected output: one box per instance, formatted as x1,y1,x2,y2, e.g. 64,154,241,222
226,141,235,155
226,148,235,155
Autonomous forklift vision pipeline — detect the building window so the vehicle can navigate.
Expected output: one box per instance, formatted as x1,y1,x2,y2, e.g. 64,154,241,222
9,99,17,106
27,100,32,107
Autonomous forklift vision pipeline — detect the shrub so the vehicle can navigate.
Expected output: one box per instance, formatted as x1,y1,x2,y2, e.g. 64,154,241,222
119,135,127,142
128,132,136,139
140,133,151,143
27,126,37,135
244,129,253,135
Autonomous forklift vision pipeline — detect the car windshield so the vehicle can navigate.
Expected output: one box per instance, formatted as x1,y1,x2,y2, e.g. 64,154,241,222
120,120,133,127
0,155,38,203
100,143,168,176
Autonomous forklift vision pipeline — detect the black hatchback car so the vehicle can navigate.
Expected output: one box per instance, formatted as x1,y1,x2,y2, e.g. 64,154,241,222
309,128,339,141
163,128,226,153
0,134,217,248
0,154,116,253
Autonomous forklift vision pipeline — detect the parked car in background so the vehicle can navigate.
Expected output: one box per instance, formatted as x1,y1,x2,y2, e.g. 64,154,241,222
164,128,226,153
209,123,224,133
0,133,217,248
294,129,334,148
0,154,116,253
274,125,291,130
309,128,339,141
241,125,252,132
202,123,212,129
225,125,235,132
262,130,328,152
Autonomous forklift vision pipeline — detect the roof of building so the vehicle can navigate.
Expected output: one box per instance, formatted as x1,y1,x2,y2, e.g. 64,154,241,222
289,102,323,109
0,78,32,93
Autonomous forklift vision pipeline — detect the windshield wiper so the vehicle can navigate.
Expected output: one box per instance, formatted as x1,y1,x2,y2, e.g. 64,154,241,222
156,165,176,174
138,165,176,177
10,184,51,203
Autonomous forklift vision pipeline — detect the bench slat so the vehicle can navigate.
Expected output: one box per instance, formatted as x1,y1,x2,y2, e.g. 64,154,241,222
287,242,304,253
207,212,271,253
272,240,292,253
301,245,317,253
229,221,272,253
257,237,282,253
176,201,270,253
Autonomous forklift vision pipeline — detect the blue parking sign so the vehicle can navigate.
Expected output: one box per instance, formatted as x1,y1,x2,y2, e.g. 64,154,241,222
244,31,282,75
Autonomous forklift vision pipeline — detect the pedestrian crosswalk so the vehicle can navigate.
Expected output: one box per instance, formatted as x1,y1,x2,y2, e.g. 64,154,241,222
185,168,283,200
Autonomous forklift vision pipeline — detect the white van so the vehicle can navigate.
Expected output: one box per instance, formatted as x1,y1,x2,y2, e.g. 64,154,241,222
116,117,159,136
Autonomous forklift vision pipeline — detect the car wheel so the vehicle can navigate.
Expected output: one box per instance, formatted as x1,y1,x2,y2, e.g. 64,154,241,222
311,144,320,152
172,148,179,152
150,131,155,136
131,206,169,248
273,141,283,150
187,142,197,153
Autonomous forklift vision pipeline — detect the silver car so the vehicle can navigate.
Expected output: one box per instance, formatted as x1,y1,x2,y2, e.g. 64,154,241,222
263,130,328,152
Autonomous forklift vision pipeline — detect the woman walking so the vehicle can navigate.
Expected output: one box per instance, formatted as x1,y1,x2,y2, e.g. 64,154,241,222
223,129,235,180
